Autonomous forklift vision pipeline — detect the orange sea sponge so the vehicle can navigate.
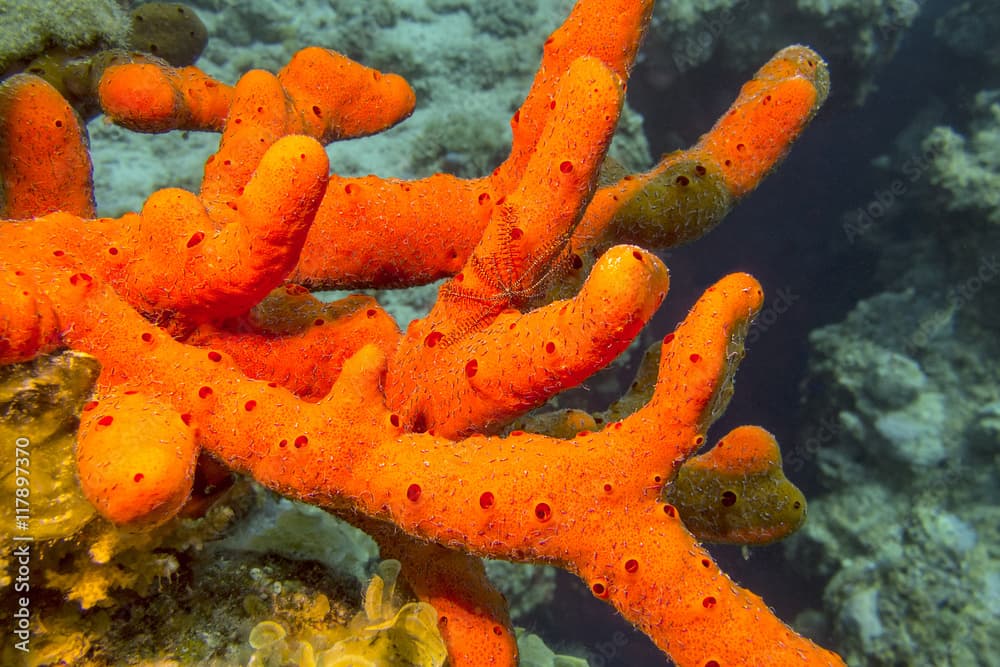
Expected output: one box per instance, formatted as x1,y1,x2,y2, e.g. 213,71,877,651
76,391,199,528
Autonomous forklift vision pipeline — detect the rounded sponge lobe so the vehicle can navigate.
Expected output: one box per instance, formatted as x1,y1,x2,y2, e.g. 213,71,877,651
77,391,199,528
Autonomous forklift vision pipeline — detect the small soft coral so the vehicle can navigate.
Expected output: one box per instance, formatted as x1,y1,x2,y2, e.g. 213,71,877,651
247,560,447,667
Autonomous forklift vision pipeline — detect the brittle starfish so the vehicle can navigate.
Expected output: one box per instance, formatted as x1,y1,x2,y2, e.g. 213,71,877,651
439,197,578,343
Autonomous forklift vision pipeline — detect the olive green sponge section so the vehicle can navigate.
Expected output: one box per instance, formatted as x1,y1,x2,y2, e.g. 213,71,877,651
0,0,130,74
0,350,101,545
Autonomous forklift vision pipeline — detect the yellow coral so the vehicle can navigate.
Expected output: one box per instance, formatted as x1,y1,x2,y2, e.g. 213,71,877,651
246,560,447,667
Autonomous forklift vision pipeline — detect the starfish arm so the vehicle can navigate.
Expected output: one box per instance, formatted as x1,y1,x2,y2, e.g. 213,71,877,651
482,56,624,282
383,58,629,437
386,244,668,438
295,0,654,290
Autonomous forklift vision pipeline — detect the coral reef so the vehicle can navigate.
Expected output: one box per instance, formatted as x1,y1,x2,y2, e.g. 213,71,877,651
934,0,1000,68
641,0,919,104
925,91,1000,226
786,4,1000,661
2,2,210,123
791,287,1000,665
0,0,130,74
89,0,653,216
1,0,842,665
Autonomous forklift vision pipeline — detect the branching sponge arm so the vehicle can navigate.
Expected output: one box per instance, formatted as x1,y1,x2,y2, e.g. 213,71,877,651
61,273,839,667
